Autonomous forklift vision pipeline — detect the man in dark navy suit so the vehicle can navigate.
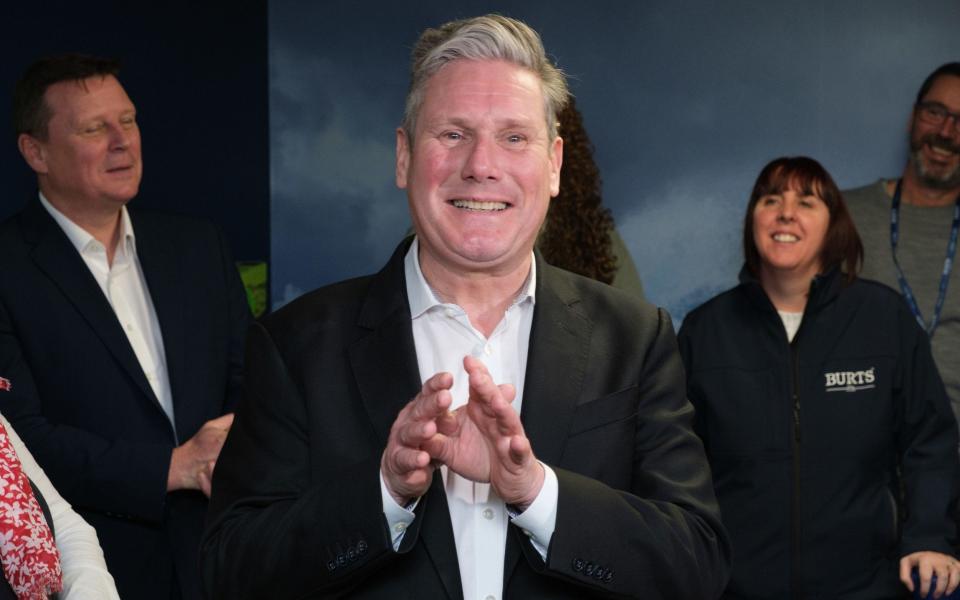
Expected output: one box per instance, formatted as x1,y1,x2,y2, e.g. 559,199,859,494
0,54,250,600
203,15,729,600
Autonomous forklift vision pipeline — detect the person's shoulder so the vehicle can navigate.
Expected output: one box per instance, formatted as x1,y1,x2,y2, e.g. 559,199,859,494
844,276,913,312
842,179,891,208
259,274,378,342
681,285,743,329
129,207,223,240
0,208,40,263
844,277,902,303
0,211,25,244
547,262,658,321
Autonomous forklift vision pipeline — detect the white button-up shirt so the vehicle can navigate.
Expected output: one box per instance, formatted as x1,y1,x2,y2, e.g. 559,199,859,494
380,238,558,600
39,193,175,429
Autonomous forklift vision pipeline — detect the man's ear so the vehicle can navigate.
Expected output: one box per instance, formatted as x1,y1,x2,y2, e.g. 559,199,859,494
396,128,410,189
548,135,563,197
17,133,48,174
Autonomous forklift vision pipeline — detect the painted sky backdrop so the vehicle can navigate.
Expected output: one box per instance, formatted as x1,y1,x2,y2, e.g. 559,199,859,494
269,1,960,321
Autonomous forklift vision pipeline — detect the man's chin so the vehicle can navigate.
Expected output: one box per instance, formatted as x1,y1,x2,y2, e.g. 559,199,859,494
910,153,960,190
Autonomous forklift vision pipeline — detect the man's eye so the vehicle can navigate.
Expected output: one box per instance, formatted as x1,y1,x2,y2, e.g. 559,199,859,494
443,132,463,141
506,134,524,144
83,124,105,134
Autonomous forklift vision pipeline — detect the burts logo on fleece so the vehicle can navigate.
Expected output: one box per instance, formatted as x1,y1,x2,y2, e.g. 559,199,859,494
0,376,10,391
824,368,875,393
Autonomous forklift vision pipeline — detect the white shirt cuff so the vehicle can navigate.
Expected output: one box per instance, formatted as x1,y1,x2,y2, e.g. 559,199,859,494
379,469,419,551
509,462,558,560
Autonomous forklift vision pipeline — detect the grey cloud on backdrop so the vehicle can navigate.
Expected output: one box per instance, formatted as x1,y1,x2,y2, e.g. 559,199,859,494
269,0,960,320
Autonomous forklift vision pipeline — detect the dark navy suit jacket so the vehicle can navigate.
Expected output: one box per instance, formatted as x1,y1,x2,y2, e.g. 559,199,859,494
0,198,250,600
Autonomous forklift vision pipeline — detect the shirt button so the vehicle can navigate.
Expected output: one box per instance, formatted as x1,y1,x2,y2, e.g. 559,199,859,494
521,529,532,537
483,344,492,355
445,308,457,318
485,596,496,600
393,523,406,533
482,508,494,520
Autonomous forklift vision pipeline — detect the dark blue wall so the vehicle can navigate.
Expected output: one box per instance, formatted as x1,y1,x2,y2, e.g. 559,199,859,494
0,3,269,263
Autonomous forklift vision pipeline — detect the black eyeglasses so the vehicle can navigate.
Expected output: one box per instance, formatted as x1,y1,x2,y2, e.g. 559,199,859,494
916,101,960,134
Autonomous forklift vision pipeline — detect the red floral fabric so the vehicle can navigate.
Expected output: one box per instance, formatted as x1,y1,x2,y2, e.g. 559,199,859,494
0,420,62,600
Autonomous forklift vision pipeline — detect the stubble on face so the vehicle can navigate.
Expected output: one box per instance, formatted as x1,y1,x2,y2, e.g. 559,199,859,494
908,75,960,191
909,134,960,190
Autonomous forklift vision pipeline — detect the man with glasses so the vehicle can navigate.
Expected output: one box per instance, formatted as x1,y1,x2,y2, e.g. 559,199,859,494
842,63,960,597
844,63,960,450
844,62,960,596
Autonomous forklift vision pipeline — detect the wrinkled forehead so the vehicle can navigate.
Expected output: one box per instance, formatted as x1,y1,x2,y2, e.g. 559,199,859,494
44,75,134,121
420,59,551,127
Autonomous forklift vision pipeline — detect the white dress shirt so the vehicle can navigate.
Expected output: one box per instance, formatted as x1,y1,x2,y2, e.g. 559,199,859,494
379,238,559,600
2,413,121,599
39,193,175,430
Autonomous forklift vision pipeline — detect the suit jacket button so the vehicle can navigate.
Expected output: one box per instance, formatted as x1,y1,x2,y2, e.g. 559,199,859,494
337,553,347,566
347,547,357,562
326,560,337,572
593,566,605,580
585,562,596,576
604,570,614,583
572,558,585,572
357,540,368,555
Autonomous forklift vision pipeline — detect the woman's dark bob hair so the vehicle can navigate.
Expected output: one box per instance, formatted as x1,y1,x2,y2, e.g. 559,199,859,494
743,156,863,282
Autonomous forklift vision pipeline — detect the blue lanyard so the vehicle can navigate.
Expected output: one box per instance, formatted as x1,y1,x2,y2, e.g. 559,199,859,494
889,179,960,337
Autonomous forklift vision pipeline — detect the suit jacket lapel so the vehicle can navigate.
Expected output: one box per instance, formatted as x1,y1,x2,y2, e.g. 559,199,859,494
20,199,160,412
505,257,593,585
348,241,422,444
349,247,592,597
132,211,187,436
521,258,592,465
347,241,463,598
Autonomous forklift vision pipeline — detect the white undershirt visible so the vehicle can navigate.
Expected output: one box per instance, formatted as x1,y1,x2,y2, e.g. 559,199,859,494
39,193,175,431
778,310,803,343
378,238,559,600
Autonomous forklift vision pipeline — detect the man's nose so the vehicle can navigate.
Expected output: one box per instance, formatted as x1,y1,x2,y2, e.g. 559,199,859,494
107,123,132,150
938,112,960,138
461,135,500,182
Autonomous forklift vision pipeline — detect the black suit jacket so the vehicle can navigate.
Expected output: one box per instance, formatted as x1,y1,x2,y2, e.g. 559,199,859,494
202,241,730,599
0,198,250,600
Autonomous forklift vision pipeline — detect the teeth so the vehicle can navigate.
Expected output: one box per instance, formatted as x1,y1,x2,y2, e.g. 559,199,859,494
452,199,507,211
773,233,798,242
929,145,956,157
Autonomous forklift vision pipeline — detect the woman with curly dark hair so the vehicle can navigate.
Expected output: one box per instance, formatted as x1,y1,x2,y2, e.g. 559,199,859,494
538,97,645,296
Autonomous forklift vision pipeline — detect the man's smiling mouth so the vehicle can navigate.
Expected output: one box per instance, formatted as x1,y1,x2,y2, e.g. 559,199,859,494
451,199,508,211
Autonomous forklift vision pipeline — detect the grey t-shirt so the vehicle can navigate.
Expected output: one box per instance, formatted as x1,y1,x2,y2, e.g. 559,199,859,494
844,179,959,426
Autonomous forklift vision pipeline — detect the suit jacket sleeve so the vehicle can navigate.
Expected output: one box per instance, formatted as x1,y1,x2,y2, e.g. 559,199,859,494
212,223,250,414
201,321,408,599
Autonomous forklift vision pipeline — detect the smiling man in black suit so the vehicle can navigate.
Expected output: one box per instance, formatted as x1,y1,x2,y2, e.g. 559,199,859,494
203,14,729,600
0,54,250,600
